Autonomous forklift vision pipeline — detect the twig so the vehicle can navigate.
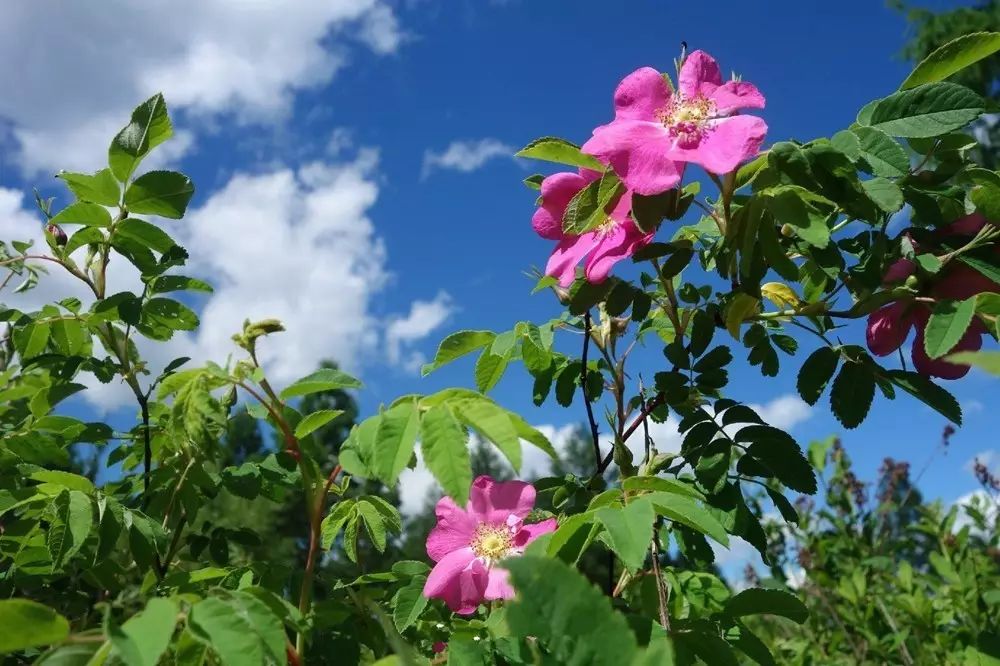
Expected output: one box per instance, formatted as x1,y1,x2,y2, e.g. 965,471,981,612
598,393,665,473
650,523,671,631
581,311,602,470
296,464,342,657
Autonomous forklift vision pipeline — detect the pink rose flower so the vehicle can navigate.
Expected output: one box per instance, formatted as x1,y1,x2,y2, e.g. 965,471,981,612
866,214,999,379
532,169,652,287
582,50,766,195
422,476,556,614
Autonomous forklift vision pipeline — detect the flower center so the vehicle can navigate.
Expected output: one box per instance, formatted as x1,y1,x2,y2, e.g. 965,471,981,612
658,96,715,146
470,523,513,561
596,215,617,237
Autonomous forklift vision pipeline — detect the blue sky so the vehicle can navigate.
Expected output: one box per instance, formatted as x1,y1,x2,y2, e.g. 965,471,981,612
0,0,993,521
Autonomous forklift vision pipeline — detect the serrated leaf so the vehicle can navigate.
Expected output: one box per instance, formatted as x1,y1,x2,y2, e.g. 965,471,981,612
392,575,428,633
48,202,112,228
421,404,472,505
646,492,729,546
796,347,839,406
124,170,195,218
725,294,759,341
294,409,344,439
736,426,817,494
885,370,962,425
562,171,621,235
861,82,985,138
595,499,655,573
924,298,976,359
109,93,173,182
901,32,1000,90
112,598,178,666
862,177,904,212
0,599,70,653
47,490,93,568
724,588,808,624
114,218,178,253
422,330,495,375
454,397,522,472
504,556,638,666
851,126,910,178
947,350,1000,376
57,168,121,206
372,402,419,486
280,368,362,400
474,347,510,393
515,136,604,171
830,361,875,428
188,593,285,666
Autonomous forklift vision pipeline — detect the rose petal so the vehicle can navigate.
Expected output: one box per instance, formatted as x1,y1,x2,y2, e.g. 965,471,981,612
583,120,684,195
468,476,536,525
883,258,917,285
666,115,767,175
678,50,722,99
426,496,478,562
483,566,516,602
513,518,558,549
866,301,916,357
545,233,600,287
613,67,671,121
584,220,651,284
424,547,487,614
932,264,1000,301
710,80,766,115
532,172,593,240
943,212,989,238
912,319,982,380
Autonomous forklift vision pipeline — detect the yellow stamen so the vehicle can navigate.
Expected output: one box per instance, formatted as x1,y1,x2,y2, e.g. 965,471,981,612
470,524,513,561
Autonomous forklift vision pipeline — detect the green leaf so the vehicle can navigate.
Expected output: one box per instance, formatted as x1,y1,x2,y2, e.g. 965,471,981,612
141,298,199,334
109,93,173,182
294,409,344,439
280,368,362,400
763,186,830,248
47,490,93,568
474,347,510,394
861,82,985,138
188,593,285,666
392,575,429,633
49,317,88,356
48,202,112,228
562,171,621,235
724,588,808,624
504,556,638,666
422,330,495,376
736,426,817,495
515,136,604,171
851,127,910,178
862,177,904,212
830,130,861,160
150,275,213,294
596,499,655,573
830,361,875,429
454,397,522,471
64,227,104,256
972,183,1000,221
57,168,121,206
112,598,178,666
0,599,70,653
885,370,962,425
646,492,729,546
372,401,419,486
947,350,1000,376
924,298,976,359
901,32,1000,90
796,347,839,406
124,170,195,218
420,404,472,505
113,218,178,254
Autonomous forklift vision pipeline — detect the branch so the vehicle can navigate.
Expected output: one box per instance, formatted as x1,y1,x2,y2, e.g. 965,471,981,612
581,310,602,471
598,393,665,473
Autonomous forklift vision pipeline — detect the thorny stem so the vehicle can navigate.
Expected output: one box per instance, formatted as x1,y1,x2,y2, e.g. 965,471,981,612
235,381,300,456
598,394,665,473
650,522,671,631
297,464,343,657
581,311,602,470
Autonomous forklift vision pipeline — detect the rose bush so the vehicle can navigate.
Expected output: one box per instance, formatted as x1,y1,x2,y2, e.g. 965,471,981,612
1,32,999,666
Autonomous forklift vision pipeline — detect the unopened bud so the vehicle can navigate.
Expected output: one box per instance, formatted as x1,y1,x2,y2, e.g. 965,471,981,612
780,223,795,238
904,275,920,290
46,223,67,246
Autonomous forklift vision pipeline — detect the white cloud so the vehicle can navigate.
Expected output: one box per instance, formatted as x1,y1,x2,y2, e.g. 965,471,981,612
953,489,999,535
749,394,812,431
963,399,985,415
385,292,454,371
421,138,515,177
0,0,404,174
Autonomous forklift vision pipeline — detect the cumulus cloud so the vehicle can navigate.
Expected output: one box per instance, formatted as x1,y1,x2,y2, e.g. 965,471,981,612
421,139,515,177
0,0,404,174
0,146,448,411
385,292,455,372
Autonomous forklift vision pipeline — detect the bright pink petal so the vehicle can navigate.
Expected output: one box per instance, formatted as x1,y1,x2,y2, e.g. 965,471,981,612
532,172,591,240
666,115,767,175
426,497,478,562
424,548,488,614
912,320,982,380
483,566,515,602
583,121,684,195
513,518,558,548
613,67,671,121
866,302,916,357
678,50,722,99
545,233,600,287
710,80,766,115
883,258,917,285
932,264,1000,301
584,221,652,284
468,476,536,525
